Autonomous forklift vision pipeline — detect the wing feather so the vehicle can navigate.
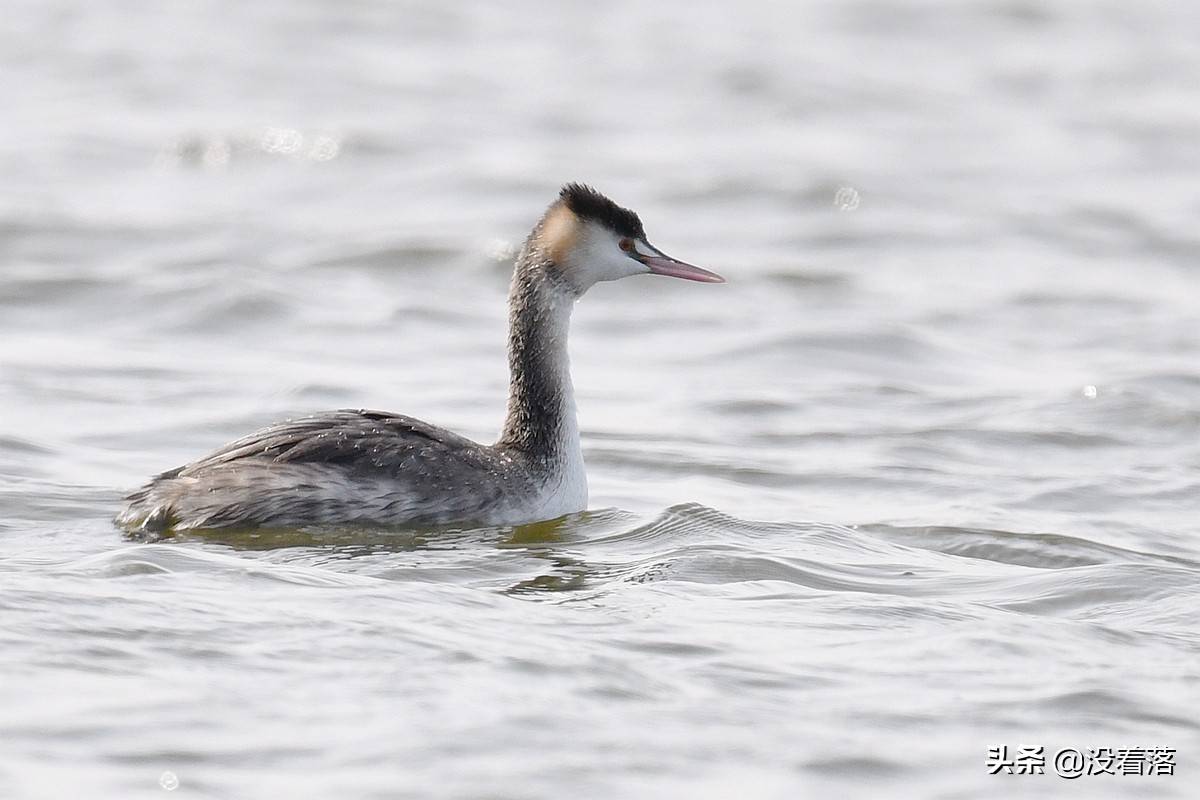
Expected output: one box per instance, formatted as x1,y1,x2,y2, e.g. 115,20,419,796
175,409,486,476
119,409,514,532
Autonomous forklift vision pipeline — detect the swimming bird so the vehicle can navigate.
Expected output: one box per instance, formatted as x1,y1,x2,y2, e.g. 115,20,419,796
117,184,723,534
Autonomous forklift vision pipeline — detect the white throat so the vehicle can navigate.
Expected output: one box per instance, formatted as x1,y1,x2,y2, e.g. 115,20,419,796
497,263,588,518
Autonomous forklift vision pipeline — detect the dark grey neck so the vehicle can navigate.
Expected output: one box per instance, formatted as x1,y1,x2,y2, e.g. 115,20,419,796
496,247,578,462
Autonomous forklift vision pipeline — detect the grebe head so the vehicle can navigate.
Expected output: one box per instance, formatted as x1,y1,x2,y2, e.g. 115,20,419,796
537,183,724,294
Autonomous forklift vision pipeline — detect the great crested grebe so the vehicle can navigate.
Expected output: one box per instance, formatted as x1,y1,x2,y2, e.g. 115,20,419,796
117,184,724,534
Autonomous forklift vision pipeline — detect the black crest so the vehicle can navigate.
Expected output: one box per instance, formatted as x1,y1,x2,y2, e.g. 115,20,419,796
559,183,645,239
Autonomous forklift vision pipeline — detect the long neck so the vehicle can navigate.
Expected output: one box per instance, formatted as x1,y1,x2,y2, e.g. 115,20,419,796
496,251,580,463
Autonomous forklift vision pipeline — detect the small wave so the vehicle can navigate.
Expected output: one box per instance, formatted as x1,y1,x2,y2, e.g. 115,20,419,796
503,506,1200,629
161,292,293,333
303,241,465,273
2,483,121,523
1006,289,1150,312
582,503,822,549
1030,688,1199,732
762,268,852,290
42,501,1200,636
63,544,383,588
0,274,116,306
861,523,1196,570
987,563,1200,618
717,327,945,364
0,435,54,456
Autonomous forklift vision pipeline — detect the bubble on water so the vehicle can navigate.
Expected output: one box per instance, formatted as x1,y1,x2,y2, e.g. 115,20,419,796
202,139,231,169
261,126,304,155
308,135,341,161
159,771,180,791
1081,384,1098,399
833,186,860,211
487,239,518,262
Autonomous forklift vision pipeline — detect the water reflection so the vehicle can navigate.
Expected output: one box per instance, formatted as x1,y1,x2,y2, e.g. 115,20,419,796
125,511,621,596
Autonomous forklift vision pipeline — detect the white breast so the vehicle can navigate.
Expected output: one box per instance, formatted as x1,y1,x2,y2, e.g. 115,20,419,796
517,405,588,523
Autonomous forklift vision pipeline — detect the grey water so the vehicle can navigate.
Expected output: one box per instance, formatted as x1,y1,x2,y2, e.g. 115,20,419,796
2,1,1199,798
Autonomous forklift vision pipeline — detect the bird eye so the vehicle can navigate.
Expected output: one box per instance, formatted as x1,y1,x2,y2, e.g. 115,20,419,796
618,238,634,252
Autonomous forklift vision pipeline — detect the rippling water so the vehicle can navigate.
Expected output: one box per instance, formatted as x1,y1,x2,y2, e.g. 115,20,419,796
3,1,1199,798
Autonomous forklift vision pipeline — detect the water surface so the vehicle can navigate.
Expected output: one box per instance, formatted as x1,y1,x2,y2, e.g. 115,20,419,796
2,1,1199,798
